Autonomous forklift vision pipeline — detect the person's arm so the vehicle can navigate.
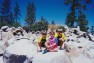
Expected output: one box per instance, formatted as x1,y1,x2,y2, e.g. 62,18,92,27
49,38,57,47
45,39,54,48
50,43,57,47
55,33,58,38
38,37,42,43
46,37,48,41
62,33,66,41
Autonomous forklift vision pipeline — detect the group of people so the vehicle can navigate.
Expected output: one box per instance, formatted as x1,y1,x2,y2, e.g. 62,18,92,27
37,28,69,54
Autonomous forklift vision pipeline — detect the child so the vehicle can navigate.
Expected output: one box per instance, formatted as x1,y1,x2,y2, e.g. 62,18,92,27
55,28,66,50
43,31,58,54
38,30,48,52
55,28,69,52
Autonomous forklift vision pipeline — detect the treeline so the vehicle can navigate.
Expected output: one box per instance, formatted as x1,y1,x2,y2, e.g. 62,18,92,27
0,0,94,33
0,0,49,31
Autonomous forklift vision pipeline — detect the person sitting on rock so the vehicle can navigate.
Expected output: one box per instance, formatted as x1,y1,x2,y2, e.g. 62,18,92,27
43,31,58,54
38,30,48,52
55,28,66,50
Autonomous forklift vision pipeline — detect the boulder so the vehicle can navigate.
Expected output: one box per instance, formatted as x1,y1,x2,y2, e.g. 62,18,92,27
0,56,4,63
33,50,66,63
71,54,93,63
1,26,9,31
7,37,16,46
3,39,37,63
0,41,6,50
0,30,2,40
1,30,14,43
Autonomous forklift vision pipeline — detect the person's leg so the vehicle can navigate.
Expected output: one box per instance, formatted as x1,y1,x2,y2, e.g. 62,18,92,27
39,41,46,48
45,42,50,48
60,40,64,49
38,42,42,52
39,42,41,49
43,42,50,54
59,38,64,49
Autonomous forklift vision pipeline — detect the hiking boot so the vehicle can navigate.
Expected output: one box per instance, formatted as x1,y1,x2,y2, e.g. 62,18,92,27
43,50,49,54
39,50,42,52
59,48,64,50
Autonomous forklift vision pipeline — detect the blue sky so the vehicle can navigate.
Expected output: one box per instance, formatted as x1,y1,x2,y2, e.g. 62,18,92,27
0,0,94,28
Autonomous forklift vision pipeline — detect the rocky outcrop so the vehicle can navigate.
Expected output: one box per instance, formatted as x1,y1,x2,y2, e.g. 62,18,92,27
3,39,37,63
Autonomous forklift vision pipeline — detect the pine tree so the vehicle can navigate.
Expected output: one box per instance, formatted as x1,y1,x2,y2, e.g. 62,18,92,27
25,2,36,25
34,17,49,31
13,2,21,27
64,0,76,27
51,20,55,25
1,0,11,25
0,7,2,28
65,12,76,27
9,11,14,26
40,17,48,31
14,2,21,22
41,16,45,22
77,11,88,31
64,0,91,31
